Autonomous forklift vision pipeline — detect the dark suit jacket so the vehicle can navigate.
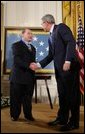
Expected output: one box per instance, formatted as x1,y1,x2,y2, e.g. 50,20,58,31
10,40,36,84
40,23,80,72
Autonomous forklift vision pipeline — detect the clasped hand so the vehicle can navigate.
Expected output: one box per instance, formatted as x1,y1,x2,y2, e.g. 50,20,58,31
29,62,71,71
29,62,39,71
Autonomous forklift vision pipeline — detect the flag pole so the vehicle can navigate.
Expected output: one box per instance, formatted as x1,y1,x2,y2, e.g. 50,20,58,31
77,1,81,18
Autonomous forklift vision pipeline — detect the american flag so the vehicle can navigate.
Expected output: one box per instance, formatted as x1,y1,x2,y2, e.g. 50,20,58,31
76,16,84,94
32,34,54,70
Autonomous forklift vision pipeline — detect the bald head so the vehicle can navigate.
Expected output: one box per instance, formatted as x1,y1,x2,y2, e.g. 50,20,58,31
22,28,33,42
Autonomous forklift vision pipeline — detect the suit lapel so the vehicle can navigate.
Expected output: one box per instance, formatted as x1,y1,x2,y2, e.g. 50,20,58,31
20,40,33,53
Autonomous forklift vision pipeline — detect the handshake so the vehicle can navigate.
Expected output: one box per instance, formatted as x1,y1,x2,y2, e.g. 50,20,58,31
29,62,41,71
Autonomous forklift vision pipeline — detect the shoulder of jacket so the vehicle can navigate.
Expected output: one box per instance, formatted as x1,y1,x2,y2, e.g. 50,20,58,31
58,23,70,30
12,40,22,47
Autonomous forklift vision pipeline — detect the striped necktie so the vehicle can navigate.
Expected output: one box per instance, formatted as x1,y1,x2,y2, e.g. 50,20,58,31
49,32,52,44
48,32,54,55
48,32,52,45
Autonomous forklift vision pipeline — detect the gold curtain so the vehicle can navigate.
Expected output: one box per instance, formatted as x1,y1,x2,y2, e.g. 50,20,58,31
62,1,84,38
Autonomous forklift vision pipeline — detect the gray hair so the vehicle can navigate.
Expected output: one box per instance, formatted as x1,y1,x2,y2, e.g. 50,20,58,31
41,14,55,24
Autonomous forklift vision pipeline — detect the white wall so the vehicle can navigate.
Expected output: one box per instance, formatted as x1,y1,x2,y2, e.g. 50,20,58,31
1,1,62,104
3,1,62,27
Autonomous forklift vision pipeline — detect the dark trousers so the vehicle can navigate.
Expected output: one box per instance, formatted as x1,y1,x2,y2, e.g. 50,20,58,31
55,69,81,126
10,82,34,119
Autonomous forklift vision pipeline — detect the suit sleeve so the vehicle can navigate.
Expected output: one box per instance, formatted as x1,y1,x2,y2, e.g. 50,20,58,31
12,44,30,70
58,24,76,62
39,44,53,68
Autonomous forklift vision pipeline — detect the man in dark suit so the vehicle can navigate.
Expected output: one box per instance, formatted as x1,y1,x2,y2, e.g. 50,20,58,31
30,14,81,131
10,28,36,121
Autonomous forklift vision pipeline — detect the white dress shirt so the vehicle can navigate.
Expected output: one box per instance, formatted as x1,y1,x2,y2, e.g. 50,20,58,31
22,38,32,50
50,24,55,34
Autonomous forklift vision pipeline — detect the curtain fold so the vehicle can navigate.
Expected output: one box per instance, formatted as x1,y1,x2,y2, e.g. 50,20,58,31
62,1,84,38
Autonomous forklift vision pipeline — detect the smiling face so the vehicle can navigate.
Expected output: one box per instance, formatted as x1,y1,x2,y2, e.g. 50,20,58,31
22,29,33,42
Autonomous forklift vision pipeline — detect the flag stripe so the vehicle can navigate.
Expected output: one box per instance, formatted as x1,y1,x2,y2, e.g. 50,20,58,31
80,83,84,91
80,70,84,80
76,15,84,94
80,76,84,88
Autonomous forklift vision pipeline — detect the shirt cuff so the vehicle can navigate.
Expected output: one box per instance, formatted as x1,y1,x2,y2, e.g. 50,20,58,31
65,61,71,64
37,63,42,68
